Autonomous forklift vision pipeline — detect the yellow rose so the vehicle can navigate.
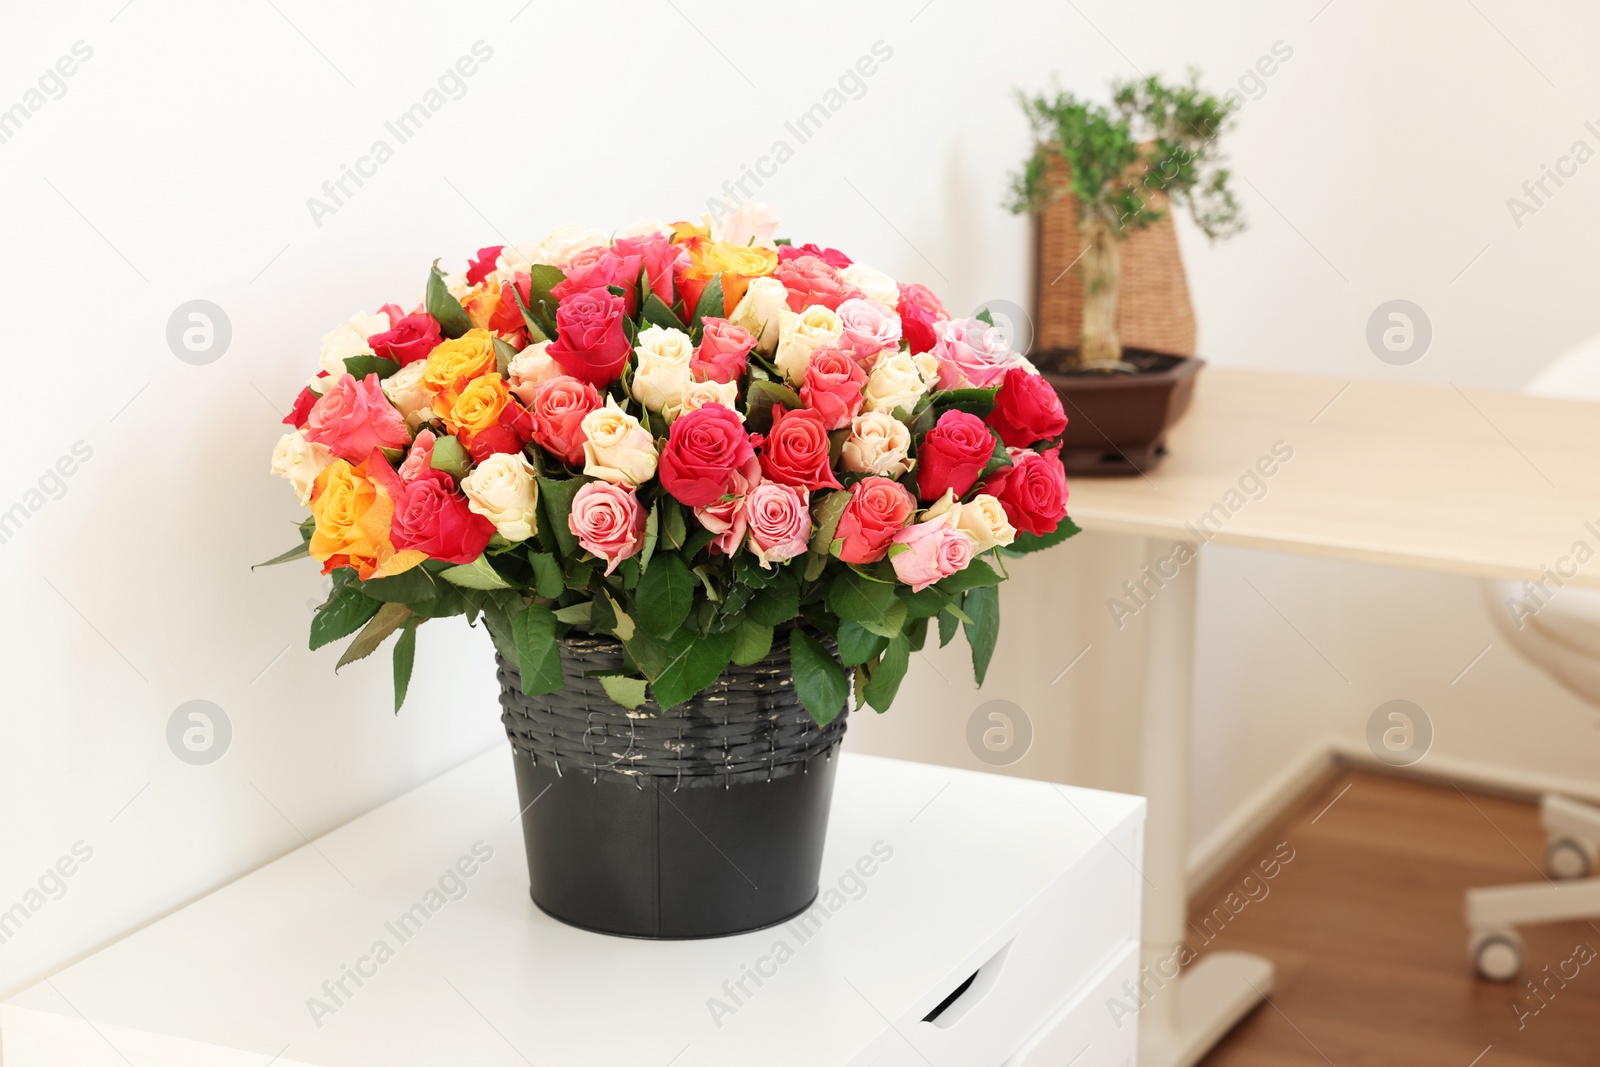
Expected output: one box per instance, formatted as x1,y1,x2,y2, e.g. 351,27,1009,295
441,373,512,437
681,238,779,316
309,458,423,580
461,287,501,331
421,328,497,408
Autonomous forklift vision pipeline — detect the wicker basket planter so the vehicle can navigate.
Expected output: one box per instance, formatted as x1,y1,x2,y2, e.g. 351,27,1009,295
496,629,851,939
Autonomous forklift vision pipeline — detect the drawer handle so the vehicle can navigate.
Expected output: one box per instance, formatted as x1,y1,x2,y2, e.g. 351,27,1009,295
922,941,1012,1029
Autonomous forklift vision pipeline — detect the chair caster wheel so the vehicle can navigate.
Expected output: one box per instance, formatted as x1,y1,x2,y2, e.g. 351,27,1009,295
1472,928,1524,982
1546,837,1596,880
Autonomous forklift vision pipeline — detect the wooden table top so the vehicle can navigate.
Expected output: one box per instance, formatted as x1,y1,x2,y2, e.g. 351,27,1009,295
1066,367,1600,589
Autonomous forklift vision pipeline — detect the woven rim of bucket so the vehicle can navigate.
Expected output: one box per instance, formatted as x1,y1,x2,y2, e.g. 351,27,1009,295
496,630,850,787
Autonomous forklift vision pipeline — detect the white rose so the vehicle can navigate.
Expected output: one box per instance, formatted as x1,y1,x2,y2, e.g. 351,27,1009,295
490,242,541,285
318,310,390,377
863,351,935,414
631,326,695,413
841,411,913,478
270,430,334,506
507,340,561,405
923,490,1015,552
381,360,434,428
462,452,541,542
774,305,843,385
839,262,900,308
728,276,789,355
537,223,610,268
616,216,675,239
582,397,659,486
443,272,470,300
709,199,781,248
664,378,742,423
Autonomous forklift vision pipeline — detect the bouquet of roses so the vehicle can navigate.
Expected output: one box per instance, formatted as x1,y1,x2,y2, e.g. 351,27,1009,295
264,207,1077,720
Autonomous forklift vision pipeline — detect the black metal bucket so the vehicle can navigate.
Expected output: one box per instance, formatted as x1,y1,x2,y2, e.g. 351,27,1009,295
495,631,849,939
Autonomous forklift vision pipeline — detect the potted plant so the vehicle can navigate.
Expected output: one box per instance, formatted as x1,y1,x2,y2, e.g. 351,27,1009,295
261,209,1080,939
1008,73,1243,474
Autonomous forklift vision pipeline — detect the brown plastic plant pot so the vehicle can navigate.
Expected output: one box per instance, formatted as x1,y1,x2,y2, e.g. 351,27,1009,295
1039,350,1204,476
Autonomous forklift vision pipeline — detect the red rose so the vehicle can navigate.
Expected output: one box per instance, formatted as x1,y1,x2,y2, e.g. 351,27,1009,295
772,254,859,312
659,403,755,507
778,243,853,270
916,410,996,501
528,375,602,466
693,318,756,383
465,246,503,287
835,476,916,564
367,312,443,367
377,302,408,325
799,345,866,430
389,469,495,565
614,233,679,306
982,447,1069,535
988,367,1068,447
283,372,328,428
546,287,631,387
757,405,843,490
553,247,645,316
896,282,948,355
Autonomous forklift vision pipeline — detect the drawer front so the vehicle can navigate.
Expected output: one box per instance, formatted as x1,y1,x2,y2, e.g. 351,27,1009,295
1004,940,1140,1067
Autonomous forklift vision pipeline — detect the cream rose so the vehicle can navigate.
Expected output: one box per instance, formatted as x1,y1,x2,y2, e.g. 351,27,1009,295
774,305,844,385
462,452,541,542
863,350,936,414
728,276,789,355
581,397,659,485
923,490,1016,552
664,377,741,423
616,216,675,239
709,199,781,248
841,410,913,478
535,223,610,268
507,340,561,405
270,429,334,506
318,309,390,377
381,360,433,428
631,326,695,413
443,271,471,300
839,262,900,308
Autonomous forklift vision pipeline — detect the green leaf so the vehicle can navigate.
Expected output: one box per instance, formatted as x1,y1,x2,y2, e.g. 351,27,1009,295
836,620,887,667
747,568,800,626
511,602,564,696
661,501,687,550
552,601,592,625
254,541,311,569
864,634,910,712
310,584,381,650
595,673,649,710
938,607,960,647
641,293,687,332
392,621,418,712
905,615,930,652
492,336,519,377
528,551,564,599
358,564,442,603
343,354,401,381
790,628,849,726
962,585,1001,686
640,505,659,573
440,554,513,590
337,602,413,669
1004,516,1083,555
538,477,582,557
506,276,549,343
526,263,567,310
808,490,851,556
408,584,467,619
429,435,471,480
935,559,1002,596
731,618,774,666
427,259,472,338
649,628,736,710
592,592,621,634
745,379,802,434
689,274,723,339
902,587,950,620
635,553,695,638
828,568,906,638
480,592,521,668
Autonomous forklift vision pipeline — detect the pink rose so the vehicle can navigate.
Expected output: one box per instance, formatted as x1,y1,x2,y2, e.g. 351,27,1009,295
835,476,916,564
692,318,756,383
568,481,647,575
367,312,443,367
528,376,602,467
390,469,496,565
799,346,866,431
891,518,976,592
552,247,645,316
696,455,762,557
778,243,853,270
934,317,1025,389
835,298,902,367
304,373,411,463
772,254,860,313
614,233,678,306
896,283,948,355
398,429,436,483
744,482,811,568
546,288,632,387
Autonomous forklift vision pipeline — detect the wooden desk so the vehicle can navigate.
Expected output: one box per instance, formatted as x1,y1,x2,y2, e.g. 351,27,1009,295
1066,367,1600,1067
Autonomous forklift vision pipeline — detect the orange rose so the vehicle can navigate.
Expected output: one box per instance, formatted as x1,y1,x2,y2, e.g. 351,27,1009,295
421,328,497,409
308,456,424,580
461,287,501,331
462,281,529,345
440,373,512,437
678,238,779,317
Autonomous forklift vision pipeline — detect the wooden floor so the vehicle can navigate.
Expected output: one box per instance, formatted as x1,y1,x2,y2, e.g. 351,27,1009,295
1192,770,1600,1066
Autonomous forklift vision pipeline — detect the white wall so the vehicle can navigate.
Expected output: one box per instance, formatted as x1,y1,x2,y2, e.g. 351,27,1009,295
3,0,1599,998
